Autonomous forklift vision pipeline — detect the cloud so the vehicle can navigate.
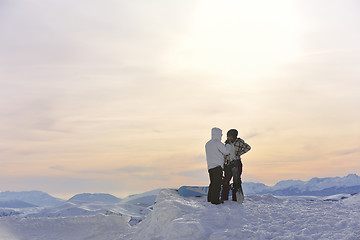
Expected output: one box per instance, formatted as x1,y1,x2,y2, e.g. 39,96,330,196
244,130,261,140
114,166,171,181
54,165,172,182
49,165,72,172
335,148,360,156
116,166,155,174
1,0,360,195
0,0,195,69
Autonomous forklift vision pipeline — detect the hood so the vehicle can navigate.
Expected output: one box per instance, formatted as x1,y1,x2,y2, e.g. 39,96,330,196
211,128,223,141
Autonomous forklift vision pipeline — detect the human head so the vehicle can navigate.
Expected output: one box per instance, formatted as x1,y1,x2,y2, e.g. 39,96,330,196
211,127,223,140
227,129,238,141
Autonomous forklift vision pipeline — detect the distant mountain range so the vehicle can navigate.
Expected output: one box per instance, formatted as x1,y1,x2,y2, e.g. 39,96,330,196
1,174,359,208
0,191,64,207
243,173,360,196
0,189,160,208
69,193,121,203
0,200,37,208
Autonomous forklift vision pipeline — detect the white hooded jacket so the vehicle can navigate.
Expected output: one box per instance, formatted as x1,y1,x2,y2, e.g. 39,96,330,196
205,128,231,170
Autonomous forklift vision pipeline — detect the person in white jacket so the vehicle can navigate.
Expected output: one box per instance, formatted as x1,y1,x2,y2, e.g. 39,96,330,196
205,127,231,204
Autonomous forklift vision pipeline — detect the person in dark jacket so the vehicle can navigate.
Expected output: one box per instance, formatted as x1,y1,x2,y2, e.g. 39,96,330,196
221,129,251,201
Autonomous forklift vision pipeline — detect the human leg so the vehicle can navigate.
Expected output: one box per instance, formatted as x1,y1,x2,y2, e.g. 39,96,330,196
221,165,233,201
208,166,223,204
231,160,243,201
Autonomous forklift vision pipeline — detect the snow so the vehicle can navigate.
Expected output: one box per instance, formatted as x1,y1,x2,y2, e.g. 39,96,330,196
1,189,360,240
69,193,121,203
0,209,21,217
0,191,64,207
0,215,130,240
0,200,37,208
243,173,360,196
120,188,161,207
1,174,360,240
272,179,305,191
125,190,360,240
242,182,269,194
306,174,360,191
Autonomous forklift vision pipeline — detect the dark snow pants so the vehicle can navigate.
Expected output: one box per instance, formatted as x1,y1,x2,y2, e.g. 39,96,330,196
207,166,223,204
221,160,243,201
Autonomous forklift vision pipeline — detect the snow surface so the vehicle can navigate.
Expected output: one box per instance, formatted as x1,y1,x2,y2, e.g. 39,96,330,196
1,189,360,240
125,190,360,240
120,189,160,207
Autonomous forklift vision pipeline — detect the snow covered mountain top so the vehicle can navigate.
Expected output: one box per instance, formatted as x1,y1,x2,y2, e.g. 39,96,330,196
272,179,305,190
0,191,64,207
0,200,37,208
271,173,360,191
306,173,360,190
0,189,160,208
242,173,360,196
1,173,359,208
69,193,121,203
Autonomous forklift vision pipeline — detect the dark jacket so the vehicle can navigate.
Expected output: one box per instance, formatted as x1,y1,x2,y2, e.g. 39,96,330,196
224,138,251,165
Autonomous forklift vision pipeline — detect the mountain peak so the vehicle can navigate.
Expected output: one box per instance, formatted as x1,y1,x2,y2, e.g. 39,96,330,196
272,179,305,190
0,191,64,207
345,173,359,178
245,173,360,196
68,193,121,203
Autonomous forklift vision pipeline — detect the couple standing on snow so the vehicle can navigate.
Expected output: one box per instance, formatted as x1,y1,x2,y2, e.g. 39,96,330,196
205,127,251,205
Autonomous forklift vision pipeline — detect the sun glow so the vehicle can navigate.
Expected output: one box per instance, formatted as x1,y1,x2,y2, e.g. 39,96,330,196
169,0,301,80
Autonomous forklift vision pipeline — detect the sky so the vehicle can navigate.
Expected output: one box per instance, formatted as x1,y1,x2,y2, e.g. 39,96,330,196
1,0,360,199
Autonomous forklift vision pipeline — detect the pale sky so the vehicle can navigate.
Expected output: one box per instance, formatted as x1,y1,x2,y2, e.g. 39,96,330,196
1,0,360,198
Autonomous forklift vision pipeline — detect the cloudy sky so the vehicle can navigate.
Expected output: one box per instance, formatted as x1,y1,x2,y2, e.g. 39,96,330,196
1,0,360,198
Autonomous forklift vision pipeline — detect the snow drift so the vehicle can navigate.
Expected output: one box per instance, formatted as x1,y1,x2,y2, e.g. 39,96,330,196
124,189,360,240
1,189,360,240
